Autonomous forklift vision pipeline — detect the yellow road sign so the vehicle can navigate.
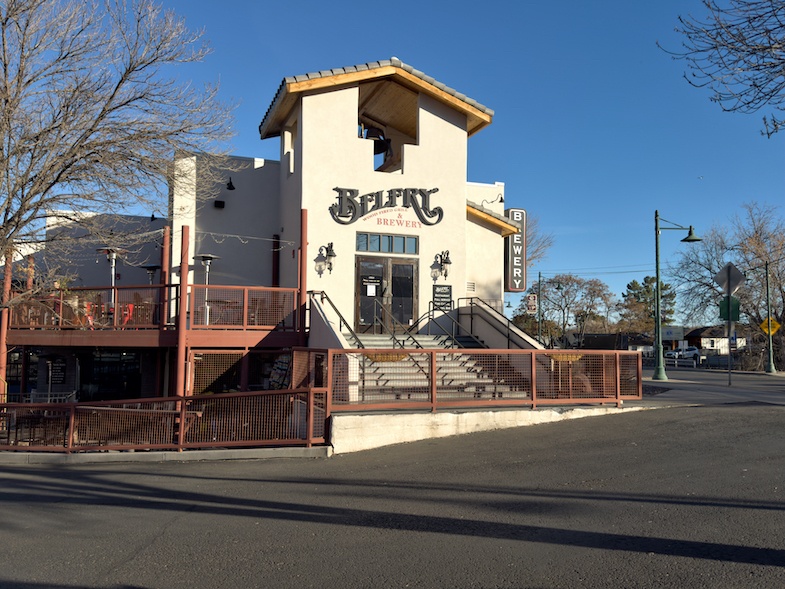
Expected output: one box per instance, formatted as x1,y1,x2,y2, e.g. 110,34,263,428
760,317,781,336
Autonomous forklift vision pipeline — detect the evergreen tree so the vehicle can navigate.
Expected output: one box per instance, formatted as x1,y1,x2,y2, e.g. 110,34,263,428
619,276,676,334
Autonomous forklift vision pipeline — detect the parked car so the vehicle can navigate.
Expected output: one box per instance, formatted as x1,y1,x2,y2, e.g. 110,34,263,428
682,346,702,361
665,346,703,361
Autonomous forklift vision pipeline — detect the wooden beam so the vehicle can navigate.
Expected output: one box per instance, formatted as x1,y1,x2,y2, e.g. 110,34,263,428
466,206,519,237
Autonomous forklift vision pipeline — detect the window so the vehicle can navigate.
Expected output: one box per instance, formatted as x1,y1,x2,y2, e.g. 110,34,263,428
356,233,418,255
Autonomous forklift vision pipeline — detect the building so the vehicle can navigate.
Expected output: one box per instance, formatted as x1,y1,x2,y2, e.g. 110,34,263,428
3,58,536,402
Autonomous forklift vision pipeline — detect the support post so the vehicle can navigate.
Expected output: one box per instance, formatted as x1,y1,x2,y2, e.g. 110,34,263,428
299,209,308,346
0,247,14,403
765,261,777,374
160,225,171,330
175,226,189,398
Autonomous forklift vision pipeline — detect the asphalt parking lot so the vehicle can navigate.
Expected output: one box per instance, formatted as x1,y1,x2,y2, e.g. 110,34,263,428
2,370,785,589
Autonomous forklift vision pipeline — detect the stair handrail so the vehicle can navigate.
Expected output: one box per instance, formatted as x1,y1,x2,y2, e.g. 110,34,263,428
457,296,523,349
308,290,364,348
422,302,486,349
372,300,423,349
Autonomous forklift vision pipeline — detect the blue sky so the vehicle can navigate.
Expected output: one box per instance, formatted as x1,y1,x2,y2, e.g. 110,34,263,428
163,0,784,309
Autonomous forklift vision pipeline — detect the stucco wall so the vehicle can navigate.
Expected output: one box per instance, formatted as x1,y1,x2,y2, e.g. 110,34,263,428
296,86,504,327
171,155,282,287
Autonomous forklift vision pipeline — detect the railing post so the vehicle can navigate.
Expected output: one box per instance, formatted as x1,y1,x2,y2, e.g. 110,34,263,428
638,353,643,397
177,397,187,450
241,287,248,329
430,350,437,412
531,350,537,409
325,350,333,419
615,352,622,408
66,404,76,452
305,388,314,448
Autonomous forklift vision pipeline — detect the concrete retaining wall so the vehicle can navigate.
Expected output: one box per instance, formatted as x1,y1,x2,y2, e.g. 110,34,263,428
330,405,647,454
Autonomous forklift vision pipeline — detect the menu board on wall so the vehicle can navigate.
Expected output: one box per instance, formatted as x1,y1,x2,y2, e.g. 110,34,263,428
433,284,452,311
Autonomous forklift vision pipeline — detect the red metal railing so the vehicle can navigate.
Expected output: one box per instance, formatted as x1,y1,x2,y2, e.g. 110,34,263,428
0,389,327,452
189,285,298,330
0,349,641,454
319,348,641,412
8,284,299,331
9,285,173,330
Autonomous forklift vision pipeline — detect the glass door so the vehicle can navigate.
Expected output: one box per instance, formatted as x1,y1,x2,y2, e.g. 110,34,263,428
356,258,384,333
355,256,418,333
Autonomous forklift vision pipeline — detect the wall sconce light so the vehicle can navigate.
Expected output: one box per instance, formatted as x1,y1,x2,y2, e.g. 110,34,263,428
226,177,235,191
314,243,336,277
481,194,504,207
431,250,451,281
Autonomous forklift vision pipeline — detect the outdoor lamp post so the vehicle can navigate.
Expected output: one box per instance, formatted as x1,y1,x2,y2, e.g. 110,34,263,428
96,247,122,307
142,264,161,285
653,210,701,381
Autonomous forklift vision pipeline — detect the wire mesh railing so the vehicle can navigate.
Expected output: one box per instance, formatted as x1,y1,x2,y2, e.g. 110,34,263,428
323,348,641,411
9,285,171,330
189,285,298,330
0,389,326,453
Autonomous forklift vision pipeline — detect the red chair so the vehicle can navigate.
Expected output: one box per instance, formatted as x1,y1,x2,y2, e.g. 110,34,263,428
121,303,134,328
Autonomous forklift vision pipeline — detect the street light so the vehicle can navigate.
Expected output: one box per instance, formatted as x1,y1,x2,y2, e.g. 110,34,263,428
653,210,701,381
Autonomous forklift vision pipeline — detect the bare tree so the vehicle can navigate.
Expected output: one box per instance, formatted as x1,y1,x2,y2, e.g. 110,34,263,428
525,214,554,267
672,202,785,368
575,278,617,340
668,225,732,322
666,0,785,136
515,274,615,347
0,0,237,276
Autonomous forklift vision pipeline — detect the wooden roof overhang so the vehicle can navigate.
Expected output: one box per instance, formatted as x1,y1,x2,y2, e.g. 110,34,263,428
259,59,494,141
466,205,520,238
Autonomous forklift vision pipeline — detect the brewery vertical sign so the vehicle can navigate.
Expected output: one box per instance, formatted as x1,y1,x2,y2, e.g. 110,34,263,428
504,208,526,292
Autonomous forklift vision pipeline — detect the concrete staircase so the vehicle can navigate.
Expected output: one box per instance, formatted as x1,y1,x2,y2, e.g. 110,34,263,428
343,332,508,399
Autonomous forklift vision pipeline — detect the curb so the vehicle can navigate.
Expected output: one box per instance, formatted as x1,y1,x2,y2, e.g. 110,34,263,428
0,445,333,466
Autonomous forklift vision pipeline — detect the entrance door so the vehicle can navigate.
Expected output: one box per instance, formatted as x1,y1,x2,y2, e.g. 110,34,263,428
356,256,418,333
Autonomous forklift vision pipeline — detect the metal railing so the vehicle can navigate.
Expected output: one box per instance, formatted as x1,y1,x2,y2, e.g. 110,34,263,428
0,388,327,452
309,291,363,347
9,285,173,330
371,300,423,349
189,285,298,330
0,348,642,453
323,348,641,411
458,297,525,349
8,284,298,332
421,302,486,348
